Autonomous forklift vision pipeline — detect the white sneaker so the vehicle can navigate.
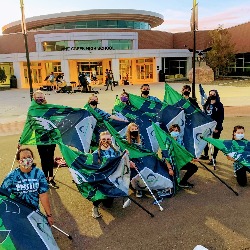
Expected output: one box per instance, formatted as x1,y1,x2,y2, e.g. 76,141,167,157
92,206,102,219
122,198,131,208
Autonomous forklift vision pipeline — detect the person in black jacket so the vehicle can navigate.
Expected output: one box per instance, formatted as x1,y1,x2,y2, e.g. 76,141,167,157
181,85,200,109
200,90,224,165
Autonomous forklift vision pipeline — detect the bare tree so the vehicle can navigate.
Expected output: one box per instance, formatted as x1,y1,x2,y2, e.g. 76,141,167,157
206,25,235,78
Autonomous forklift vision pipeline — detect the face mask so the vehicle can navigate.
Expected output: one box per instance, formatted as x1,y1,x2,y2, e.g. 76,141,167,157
183,91,190,96
170,131,180,138
130,131,139,137
142,90,149,96
120,96,129,102
235,134,244,140
35,98,44,104
89,101,98,106
209,95,216,100
19,157,33,169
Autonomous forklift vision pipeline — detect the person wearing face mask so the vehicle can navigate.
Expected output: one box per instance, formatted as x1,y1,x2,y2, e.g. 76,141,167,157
1,148,54,226
87,94,126,121
91,131,136,218
124,123,145,198
166,124,198,188
140,84,161,103
181,85,200,109
200,90,224,165
227,125,250,186
32,90,58,189
120,90,130,105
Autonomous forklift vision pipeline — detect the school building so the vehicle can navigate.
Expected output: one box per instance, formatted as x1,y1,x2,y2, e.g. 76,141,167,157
0,9,250,88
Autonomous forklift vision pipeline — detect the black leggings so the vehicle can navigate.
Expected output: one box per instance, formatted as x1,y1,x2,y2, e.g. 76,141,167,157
204,130,222,160
37,144,56,178
180,162,198,183
236,167,250,187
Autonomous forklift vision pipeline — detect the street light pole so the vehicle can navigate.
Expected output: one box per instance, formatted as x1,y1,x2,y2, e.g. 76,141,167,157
192,0,197,99
20,0,33,101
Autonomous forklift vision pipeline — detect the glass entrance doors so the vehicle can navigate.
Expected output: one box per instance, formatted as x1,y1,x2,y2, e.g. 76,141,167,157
77,61,103,80
23,63,42,85
135,58,153,81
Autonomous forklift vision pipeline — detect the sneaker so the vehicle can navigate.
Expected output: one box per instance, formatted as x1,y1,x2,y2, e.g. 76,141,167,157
122,198,131,208
49,179,59,189
208,159,216,165
92,206,102,219
157,188,173,198
200,155,209,160
178,181,194,188
136,190,143,198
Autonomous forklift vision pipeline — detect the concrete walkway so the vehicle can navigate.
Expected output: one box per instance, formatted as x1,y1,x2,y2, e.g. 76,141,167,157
0,82,249,125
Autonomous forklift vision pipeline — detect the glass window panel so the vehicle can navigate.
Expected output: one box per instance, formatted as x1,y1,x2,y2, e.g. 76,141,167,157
43,41,68,51
28,20,151,31
108,40,132,50
87,21,98,28
75,40,101,48
54,23,64,29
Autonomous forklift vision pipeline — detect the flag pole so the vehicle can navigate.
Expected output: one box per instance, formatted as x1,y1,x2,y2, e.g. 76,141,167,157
192,0,197,99
199,161,239,196
20,0,33,101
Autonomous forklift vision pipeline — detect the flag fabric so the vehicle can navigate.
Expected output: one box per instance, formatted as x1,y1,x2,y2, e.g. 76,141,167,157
199,83,208,107
58,143,131,202
84,103,129,150
20,101,96,153
113,95,185,152
0,188,59,250
202,138,250,170
152,122,194,172
104,121,173,191
164,83,217,157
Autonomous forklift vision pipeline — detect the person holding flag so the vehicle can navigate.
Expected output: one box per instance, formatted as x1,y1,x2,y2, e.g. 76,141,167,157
140,84,161,102
165,124,198,188
1,148,54,226
91,131,136,218
227,125,250,186
181,84,200,109
200,90,224,165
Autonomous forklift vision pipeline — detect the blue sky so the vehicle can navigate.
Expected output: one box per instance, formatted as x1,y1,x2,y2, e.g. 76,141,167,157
1,0,250,34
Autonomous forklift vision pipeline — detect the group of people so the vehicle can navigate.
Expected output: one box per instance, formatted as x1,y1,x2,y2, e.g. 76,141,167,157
1,83,248,224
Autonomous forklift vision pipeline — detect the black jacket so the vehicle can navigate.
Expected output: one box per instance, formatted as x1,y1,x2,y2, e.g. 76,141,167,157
204,101,224,131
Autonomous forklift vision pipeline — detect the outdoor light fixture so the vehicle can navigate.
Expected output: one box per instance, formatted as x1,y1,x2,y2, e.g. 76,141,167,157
20,0,33,101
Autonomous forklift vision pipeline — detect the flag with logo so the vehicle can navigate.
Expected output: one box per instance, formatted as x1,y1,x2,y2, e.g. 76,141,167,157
20,101,96,152
202,138,250,170
199,83,207,107
59,143,131,201
113,95,185,152
104,121,173,191
0,188,59,250
84,103,129,150
164,83,217,157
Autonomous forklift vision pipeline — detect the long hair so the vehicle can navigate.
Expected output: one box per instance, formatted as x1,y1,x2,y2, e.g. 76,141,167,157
232,125,245,140
98,131,117,162
126,123,141,144
204,89,220,111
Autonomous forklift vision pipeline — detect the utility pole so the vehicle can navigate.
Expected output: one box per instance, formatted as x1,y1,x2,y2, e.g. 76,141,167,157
191,0,197,99
20,0,33,101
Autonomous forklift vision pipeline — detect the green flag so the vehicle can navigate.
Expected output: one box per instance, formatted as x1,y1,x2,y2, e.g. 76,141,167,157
152,122,194,171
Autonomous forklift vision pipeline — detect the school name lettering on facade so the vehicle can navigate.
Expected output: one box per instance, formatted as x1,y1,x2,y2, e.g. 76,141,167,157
61,46,114,51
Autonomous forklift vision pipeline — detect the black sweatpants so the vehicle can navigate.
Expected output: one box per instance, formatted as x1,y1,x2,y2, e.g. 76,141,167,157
236,167,250,187
37,144,56,178
180,162,198,183
204,130,222,160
